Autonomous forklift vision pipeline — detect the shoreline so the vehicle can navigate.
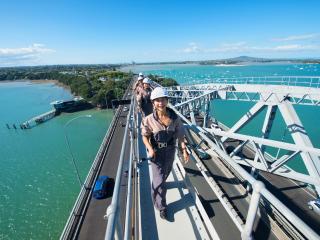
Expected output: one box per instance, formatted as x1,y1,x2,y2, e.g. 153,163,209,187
214,64,247,67
0,80,106,110
0,79,71,91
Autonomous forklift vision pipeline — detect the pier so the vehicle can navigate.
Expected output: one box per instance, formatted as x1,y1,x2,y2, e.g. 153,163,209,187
60,76,320,240
21,109,57,129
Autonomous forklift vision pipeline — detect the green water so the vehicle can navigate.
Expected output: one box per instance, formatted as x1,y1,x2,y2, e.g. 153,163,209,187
2,64,320,239
123,63,320,174
0,81,113,239
210,100,320,173
121,63,320,81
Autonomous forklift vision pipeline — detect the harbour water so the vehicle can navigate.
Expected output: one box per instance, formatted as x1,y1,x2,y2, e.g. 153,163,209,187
122,63,320,173
0,81,113,239
122,62,319,81
1,63,320,239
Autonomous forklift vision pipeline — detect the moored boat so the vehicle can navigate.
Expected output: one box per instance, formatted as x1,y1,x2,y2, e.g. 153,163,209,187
50,97,92,113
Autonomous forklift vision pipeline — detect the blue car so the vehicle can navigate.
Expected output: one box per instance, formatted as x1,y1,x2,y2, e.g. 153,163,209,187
93,176,110,199
195,147,211,160
308,198,320,216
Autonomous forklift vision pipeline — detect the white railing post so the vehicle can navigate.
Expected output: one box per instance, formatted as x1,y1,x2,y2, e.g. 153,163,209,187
124,115,134,240
242,181,264,240
115,217,123,240
105,100,133,240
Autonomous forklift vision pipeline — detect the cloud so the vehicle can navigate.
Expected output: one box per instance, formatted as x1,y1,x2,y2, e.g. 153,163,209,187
272,33,319,42
220,42,247,47
181,41,320,55
182,42,201,53
210,42,250,52
212,43,320,53
272,44,320,51
0,44,55,66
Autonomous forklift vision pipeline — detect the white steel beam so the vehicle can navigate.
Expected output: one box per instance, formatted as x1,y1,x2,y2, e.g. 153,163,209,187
206,128,320,156
250,105,277,178
251,142,269,171
270,151,301,173
207,127,320,186
221,102,266,142
231,156,319,186
170,104,320,239
188,102,197,125
278,101,320,196
203,97,210,128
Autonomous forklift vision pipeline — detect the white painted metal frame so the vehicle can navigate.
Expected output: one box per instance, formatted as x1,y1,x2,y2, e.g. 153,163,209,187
167,87,320,106
150,79,320,239
177,76,320,88
170,104,319,239
105,100,134,240
168,83,320,197
205,128,320,186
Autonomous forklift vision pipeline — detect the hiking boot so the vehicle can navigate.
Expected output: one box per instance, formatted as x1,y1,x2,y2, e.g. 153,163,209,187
159,209,168,220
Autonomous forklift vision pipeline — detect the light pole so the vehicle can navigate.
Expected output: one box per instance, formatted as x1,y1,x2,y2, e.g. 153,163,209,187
63,114,92,187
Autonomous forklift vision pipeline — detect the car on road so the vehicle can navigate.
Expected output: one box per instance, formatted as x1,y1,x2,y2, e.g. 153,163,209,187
194,147,211,160
308,198,320,215
93,175,111,199
190,141,211,160
123,106,128,112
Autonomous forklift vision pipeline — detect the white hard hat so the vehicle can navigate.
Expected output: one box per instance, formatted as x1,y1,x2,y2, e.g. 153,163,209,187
150,87,169,100
143,77,151,84
139,72,144,77
138,76,144,81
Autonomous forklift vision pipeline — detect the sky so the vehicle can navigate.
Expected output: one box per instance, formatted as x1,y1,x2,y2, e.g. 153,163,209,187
0,0,320,67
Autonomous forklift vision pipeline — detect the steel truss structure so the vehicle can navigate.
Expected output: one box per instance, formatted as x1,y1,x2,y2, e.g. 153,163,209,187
166,80,320,197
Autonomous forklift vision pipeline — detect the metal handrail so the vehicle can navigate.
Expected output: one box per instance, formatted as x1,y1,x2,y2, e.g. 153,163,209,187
124,102,135,240
60,107,122,240
104,96,135,240
61,79,134,240
177,76,320,88
103,78,320,239
171,105,320,240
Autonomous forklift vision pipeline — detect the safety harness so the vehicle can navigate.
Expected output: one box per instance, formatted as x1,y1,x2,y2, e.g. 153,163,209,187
150,108,177,149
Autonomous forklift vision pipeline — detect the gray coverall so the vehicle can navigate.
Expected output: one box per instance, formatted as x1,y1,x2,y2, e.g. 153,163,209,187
133,81,143,95
137,87,153,117
141,108,185,210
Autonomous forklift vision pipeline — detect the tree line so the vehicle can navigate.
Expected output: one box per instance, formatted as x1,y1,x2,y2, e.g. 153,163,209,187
0,65,178,107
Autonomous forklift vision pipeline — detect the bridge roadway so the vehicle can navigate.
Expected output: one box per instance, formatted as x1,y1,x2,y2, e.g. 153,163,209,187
77,104,131,239
185,129,279,240
189,115,320,237
68,86,319,239
74,111,278,239
221,137,320,235
75,109,213,239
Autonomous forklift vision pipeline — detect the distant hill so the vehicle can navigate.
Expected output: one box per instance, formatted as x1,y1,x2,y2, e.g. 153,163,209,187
222,56,270,62
198,56,320,65
122,55,320,67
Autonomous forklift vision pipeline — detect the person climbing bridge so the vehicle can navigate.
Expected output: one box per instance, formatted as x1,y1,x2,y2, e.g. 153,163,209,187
136,77,153,117
141,87,189,220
